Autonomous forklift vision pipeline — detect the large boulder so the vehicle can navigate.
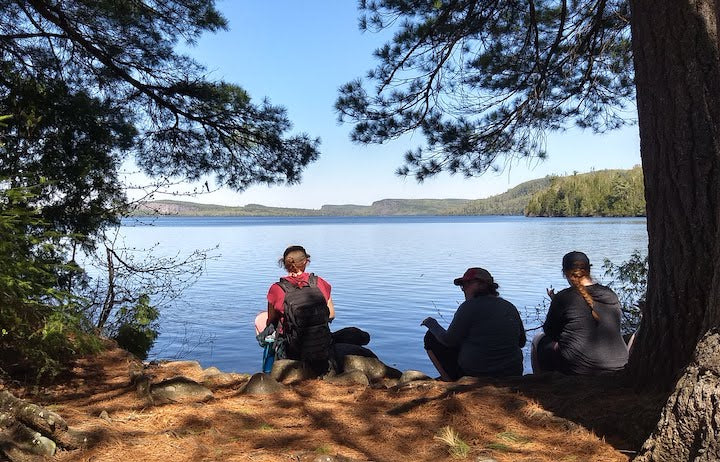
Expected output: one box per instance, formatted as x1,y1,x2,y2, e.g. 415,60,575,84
324,370,370,386
270,359,322,383
399,370,432,385
240,373,286,395
149,376,213,404
343,355,402,381
333,343,377,363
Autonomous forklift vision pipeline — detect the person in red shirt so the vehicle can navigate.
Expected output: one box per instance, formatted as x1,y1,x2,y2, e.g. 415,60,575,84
266,245,335,332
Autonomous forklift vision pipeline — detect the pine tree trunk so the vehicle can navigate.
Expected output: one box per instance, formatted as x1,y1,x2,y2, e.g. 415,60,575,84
634,329,720,461
628,0,720,390
629,0,720,459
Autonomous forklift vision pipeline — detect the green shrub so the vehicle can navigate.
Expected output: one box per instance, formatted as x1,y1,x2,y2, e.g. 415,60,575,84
112,294,159,359
0,182,102,381
603,250,647,334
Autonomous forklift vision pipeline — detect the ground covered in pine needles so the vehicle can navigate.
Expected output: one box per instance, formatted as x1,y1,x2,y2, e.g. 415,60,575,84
6,347,667,462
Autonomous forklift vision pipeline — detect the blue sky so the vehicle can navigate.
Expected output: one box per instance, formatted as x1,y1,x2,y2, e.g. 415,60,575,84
136,1,641,209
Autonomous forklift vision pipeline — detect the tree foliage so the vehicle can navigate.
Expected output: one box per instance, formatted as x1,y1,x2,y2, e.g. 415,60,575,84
602,250,646,335
0,76,134,246
0,0,320,379
525,166,645,216
0,182,100,381
336,0,634,180
1,0,320,201
112,294,159,360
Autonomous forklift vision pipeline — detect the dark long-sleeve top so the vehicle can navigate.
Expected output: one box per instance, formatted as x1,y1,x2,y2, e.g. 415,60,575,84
543,284,628,374
427,295,526,376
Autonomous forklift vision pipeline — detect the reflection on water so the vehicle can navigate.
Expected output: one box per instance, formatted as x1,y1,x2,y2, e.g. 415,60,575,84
120,215,648,376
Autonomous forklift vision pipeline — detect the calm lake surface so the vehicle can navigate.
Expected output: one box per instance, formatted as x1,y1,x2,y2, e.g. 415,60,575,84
120,215,648,376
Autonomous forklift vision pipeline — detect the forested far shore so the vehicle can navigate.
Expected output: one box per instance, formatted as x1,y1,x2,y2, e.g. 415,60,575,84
525,166,645,217
134,167,645,218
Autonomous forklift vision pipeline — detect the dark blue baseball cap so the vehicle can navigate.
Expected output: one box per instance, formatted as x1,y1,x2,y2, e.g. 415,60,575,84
562,251,591,271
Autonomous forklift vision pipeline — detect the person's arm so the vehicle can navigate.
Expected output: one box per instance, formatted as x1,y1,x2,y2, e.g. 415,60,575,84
326,296,335,321
515,307,527,347
443,305,472,347
546,287,556,299
421,317,448,344
543,296,563,340
316,276,334,321
266,283,282,327
422,303,471,348
267,301,280,327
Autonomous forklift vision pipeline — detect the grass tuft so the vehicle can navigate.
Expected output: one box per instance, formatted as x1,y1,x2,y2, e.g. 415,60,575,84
497,431,531,444
486,442,512,452
434,426,470,458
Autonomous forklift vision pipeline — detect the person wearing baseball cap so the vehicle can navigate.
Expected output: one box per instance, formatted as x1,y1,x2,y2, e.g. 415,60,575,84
421,267,526,380
452,267,495,287
531,251,629,375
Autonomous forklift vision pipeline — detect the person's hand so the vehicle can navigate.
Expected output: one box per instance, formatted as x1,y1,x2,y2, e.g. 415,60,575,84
546,287,556,299
421,317,437,327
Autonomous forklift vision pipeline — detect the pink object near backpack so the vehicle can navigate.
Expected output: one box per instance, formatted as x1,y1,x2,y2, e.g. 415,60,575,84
254,311,268,335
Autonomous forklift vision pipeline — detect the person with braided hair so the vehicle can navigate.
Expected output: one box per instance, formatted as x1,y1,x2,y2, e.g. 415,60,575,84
531,251,629,375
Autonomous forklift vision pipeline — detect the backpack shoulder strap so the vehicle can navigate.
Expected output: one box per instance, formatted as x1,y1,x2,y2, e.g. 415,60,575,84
307,273,319,287
277,278,295,292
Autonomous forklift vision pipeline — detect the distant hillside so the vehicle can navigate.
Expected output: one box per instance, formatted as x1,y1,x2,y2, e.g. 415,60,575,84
133,167,645,217
525,166,645,217
320,198,473,216
453,177,553,215
133,200,319,217
133,198,475,217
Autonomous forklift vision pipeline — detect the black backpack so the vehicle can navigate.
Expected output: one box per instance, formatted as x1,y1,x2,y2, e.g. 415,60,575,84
277,274,332,362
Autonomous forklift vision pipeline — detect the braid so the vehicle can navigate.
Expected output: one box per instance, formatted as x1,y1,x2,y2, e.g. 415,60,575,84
278,247,310,274
567,268,600,321
285,255,305,274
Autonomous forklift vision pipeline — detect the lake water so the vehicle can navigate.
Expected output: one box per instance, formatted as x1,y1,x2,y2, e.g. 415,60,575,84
119,215,648,376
